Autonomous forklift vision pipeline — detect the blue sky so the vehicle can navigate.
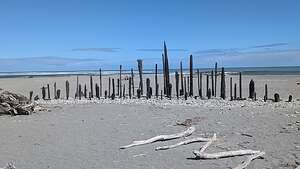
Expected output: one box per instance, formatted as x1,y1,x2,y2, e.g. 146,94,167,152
0,0,300,71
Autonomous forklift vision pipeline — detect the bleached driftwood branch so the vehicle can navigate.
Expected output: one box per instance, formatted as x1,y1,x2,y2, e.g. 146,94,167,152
193,149,262,159
233,151,265,169
199,133,217,153
155,137,211,151
120,126,196,149
1,162,16,169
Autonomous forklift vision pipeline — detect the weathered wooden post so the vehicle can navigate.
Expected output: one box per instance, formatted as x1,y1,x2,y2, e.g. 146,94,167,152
42,86,46,100
187,77,190,95
47,84,50,100
84,84,87,98
117,79,120,96
180,61,184,96
95,83,100,99
167,83,172,99
54,82,57,99
155,64,158,98
105,90,107,99
239,72,242,99
197,69,200,98
123,84,125,98
99,68,102,97
108,77,111,98
184,76,187,100
206,74,209,98
211,70,214,97
137,59,143,95
288,95,292,102
230,77,233,101
129,77,132,99
200,72,202,98
146,78,151,99
131,68,135,96
220,67,226,99
189,55,193,96
119,65,122,98
162,54,166,94
56,90,61,99
249,79,255,99
65,80,70,100
161,90,163,100
90,75,93,98
29,91,33,101
264,84,268,102
175,71,179,99
274,93,280,102
137,89,141,99
79,84,82,100
207,88,212,99
112,79,115,100
214,62,217,97
234,83,237,100
163,42,170,97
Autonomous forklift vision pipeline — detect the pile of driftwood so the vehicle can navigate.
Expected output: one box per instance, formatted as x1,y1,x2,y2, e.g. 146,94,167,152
120,126,265,169
0,89,35,116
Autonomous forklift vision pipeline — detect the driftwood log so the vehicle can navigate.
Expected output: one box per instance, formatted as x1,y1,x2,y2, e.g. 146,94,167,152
193,149,263,159
155,137,211,151
120,126,196,149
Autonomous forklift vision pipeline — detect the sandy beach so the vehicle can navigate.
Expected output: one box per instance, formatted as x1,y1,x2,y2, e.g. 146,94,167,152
0,74,299,169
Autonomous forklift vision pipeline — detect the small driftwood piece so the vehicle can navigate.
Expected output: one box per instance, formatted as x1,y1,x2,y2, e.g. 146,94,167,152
0,162,16,169
199,133,217,153
193,149,262,159
155,137,211,151
233,151,265,169
120,126,196,149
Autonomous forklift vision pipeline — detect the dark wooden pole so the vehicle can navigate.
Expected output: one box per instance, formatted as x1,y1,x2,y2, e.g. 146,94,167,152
76,75,79,99
220,67,226,99
249,79,255,99
47,84,50,100
99,68,102,97
206,74,209,97
129,77,132,99
234,83,237,100
214,62,217,97
65,80,69,100
84,84,87,98
137,59,143,95
117,79,120,96
78,84,82,100
197,69,200,98
112,79,115,100
90,75,93,98
119,65,122,98
54,82,57,99
264,84,268,102
162,54,166,95
230,77,233,100
180,61,184,96
211,70,214,97
189,55,193,96
175,71,179,99
131,68,135,96
200,72,202,98
123,84,125,98
155,64,158,98
184,76,187,100
146,78,151,99
42,86,46,100
95,83,100,99
239,72,242,99
164,42,170,97
108,77,111,98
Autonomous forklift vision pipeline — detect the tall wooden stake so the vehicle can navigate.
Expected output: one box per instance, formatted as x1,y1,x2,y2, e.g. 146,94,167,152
54,82,57,99
239,72,242,99
131,68,135,96
189,55,193,96
211,70,214,97
214,62,217,97
155,64,158,98
234,83,237,100
206,74,209,97
129,77,132,99
99,68,102,97
65,80,69,100
230,77,233,100
112,79,115,100
84,84,87,98
108,77,111,97
119,65,122,98
175,71,179,99
200,72,202,98
180,61,184,96
137,59,143,95
90,75,93,98
264,84,268,102
220,67,226,99
47,84,50,100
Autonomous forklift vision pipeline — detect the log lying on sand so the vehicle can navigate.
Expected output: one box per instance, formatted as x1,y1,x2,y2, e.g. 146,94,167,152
155,137,212,151
233,151,265,169
199,133,217,153
0,90,35,116
193,149,262,159
120,126,196,149
0,162,15,169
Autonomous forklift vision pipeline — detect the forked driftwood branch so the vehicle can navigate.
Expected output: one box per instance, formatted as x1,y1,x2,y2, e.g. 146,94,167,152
155,137,212,151
233,151,265,169
199,133,217,153
1,162,16,169
193,149,262,159
120,126,196,149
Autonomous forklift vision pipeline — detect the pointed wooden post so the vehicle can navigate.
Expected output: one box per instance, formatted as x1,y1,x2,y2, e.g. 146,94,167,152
54,82,57,99
175,71,179,99
161,90,163,100
162,54,166,95
99,68,102,97
131,68,134,96
65,80,70,100
197,69,200,98
264,84,268,102
105,90,107,99
76,75,79,99
211,70,214,97
220,67,226,99
119,65,122,98
56,90,61,99
230,77,233,100
117,79,120,96
112,79,115,100
90,75,93,98
180,61,184,96
95,83,100,99
163,42,170,97
155,64,158,98
137,59,143,95
189,55,193,96
200,72,202,98
187,76,190,95
239,72,242,99
78,84,82,100
214,62,217,97
108,77,111,98
184,76,187,100
234,83,237,100
129,77,132,99
47,84,50,100
123,84,125,99
146,78,151,99
249,79,255,99
206,74,209,98
42,86,46,100
207,88,211,99
84,84,87,98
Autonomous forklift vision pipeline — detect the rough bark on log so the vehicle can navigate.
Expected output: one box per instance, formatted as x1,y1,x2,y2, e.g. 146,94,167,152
120,126,196,149
155,137,211,151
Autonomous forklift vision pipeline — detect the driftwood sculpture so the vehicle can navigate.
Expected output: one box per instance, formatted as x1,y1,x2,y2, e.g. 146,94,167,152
120,126,196,149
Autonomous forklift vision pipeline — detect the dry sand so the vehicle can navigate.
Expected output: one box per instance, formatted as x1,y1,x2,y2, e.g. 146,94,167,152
0,74,299,169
